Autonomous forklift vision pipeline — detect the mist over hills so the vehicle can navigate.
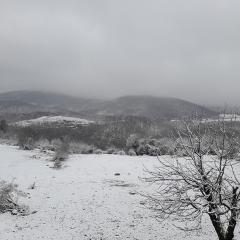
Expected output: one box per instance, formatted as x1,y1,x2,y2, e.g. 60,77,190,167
0,91,217,121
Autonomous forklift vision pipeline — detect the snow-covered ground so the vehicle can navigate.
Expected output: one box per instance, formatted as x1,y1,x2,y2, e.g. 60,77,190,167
15,116,94,127
0,144,238,240
204,114,240,123
171,114,240,123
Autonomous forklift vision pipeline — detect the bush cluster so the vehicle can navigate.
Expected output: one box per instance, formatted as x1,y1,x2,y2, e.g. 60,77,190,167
126,134,174,156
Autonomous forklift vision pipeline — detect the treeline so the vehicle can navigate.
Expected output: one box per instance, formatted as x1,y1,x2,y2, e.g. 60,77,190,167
3,116,175,155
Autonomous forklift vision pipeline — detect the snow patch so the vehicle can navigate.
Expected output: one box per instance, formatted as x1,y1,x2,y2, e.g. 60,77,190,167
15,116,94,127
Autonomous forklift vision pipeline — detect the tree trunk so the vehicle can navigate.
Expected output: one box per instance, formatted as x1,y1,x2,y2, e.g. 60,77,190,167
225,219,236,240
210,187,238,240
209,214,226,240
225,187,238,240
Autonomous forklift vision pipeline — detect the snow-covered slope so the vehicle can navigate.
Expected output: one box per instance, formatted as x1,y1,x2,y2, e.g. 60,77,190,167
208,114,240,122
0,91,217,121
15,116,94,127
0,145,236,240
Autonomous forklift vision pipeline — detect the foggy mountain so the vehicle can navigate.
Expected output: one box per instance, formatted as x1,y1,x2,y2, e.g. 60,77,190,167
0,91,217,121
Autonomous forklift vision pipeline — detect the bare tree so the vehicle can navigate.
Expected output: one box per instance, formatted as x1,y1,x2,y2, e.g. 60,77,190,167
144,117,240,240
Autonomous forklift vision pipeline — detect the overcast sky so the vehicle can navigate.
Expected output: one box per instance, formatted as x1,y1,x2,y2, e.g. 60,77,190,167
0,0,240,104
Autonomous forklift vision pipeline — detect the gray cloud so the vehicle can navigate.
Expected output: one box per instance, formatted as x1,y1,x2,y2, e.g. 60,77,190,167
0,0,240,104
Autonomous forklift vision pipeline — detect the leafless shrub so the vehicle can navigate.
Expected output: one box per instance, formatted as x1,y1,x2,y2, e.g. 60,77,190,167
93,149,103,154
52,160,63,169
35,138,51,150
117,150,126,155
51,138,62,151
0,180,29,215
144,116,240,240
52,138,69,169
68,142,94,154
128,148,137,156
106,147,117,154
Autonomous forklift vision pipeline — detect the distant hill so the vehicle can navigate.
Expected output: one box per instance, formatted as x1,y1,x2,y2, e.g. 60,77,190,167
0,90,98,111
89,96,217,120
0,91,217,121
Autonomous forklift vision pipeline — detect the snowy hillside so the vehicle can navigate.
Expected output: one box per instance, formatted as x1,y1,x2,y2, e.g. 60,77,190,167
15,116,94,127
0,91,217,121
0,145,238,240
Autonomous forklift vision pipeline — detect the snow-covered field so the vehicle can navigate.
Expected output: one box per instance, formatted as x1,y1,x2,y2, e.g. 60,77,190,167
15,116,94,127
204,114,240,123
0,144,238,240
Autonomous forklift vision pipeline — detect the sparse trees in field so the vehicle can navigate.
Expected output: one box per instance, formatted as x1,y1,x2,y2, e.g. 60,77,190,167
16,127,37,150
144,117,240,240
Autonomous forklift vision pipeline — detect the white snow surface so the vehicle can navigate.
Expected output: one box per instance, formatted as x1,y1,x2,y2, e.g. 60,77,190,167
204,114,240,123
15,116,94,126
0,144,239,240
